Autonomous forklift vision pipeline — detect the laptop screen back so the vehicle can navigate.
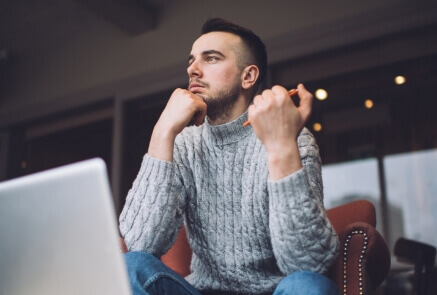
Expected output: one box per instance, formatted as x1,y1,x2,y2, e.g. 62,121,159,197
0,158,131,295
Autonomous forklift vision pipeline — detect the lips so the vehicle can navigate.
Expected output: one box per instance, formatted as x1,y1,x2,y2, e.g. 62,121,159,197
189,83,205,93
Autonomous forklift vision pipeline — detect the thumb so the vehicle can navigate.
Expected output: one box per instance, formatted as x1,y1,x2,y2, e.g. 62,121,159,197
296,83,313,123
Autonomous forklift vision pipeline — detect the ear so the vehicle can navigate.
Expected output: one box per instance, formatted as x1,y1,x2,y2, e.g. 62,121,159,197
241,65,259,90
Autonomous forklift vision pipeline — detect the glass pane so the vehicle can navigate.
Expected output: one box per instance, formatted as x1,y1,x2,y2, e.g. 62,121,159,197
0,132,7,181
384,149,437,249
322,158,383,233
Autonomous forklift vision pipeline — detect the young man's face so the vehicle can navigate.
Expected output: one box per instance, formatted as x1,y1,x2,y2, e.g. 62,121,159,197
187,31,245,118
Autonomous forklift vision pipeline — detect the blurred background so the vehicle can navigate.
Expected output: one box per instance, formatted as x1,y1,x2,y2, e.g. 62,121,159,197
1,0,436,293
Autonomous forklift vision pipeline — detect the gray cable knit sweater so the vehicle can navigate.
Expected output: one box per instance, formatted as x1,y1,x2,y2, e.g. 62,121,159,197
119,111,339,294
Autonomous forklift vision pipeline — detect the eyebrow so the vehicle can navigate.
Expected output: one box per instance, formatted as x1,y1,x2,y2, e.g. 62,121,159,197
188,50,225,62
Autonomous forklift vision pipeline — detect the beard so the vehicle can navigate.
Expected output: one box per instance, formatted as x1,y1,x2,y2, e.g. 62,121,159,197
189,78,241,123
204,82,240,123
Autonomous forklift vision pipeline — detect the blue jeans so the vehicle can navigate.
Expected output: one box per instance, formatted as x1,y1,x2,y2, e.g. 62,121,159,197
124,252,339,295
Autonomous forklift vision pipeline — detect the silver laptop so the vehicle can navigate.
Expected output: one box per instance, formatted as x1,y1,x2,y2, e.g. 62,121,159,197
0,158,132,295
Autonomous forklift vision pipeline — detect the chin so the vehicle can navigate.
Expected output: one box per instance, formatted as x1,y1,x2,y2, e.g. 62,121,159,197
196,93,208,101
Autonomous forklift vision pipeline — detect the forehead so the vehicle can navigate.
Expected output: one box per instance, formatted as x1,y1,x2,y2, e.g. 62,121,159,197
191,31,242,55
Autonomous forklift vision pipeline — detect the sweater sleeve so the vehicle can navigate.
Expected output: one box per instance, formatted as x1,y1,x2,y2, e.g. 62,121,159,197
119,153,187,257
267,128,339,275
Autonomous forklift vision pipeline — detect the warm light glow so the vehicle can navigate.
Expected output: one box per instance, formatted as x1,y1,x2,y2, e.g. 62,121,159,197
394,75,406,85
365,99,374,109
313,122,322,132
315,89,328,100
21,161,27,169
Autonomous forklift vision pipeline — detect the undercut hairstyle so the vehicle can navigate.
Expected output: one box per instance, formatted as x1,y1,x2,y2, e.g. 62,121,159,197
201,18,267,92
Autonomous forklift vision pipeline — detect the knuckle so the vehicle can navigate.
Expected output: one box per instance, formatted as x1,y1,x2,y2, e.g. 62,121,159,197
275,95,287,106
188,97,197,107
272,85,282,91
272,85,285,93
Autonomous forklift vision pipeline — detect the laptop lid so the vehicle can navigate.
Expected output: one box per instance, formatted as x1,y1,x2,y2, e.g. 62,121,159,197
0,158,131,295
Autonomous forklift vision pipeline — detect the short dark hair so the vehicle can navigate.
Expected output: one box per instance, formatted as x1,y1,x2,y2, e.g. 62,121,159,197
201,18,267,91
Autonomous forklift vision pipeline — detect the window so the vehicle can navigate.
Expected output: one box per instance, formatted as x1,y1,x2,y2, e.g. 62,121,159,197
384,149,437,249
322,150,437,252
322,158,383,234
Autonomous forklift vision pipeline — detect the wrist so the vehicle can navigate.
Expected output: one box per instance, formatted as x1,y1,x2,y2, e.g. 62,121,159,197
264,138,298,158
148,125,177,162
267,142,303,180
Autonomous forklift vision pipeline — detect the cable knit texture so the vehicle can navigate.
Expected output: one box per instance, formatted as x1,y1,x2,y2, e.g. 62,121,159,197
119,111,339,294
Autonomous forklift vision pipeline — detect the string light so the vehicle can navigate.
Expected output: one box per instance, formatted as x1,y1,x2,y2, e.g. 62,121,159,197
315,89,328,100
364,99,374,109
394,75,406,85
313,122,322,132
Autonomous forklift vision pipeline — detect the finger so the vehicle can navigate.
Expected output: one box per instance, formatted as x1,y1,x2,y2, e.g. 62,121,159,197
247,104,258,123
253,94,263,106
262,88,276,97
271,85,288,97
248,104,255,117
296,83,312,98
261,89,276,103
271,85,294,106
193,100,207,126
296,83,313,121
190,92,206,103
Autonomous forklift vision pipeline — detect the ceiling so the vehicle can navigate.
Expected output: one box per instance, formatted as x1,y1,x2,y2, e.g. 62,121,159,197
0,0,169,58
1,0,436,130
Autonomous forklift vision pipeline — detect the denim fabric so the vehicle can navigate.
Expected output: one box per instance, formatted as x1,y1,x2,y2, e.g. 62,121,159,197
124,252,339,295
124,252,201,295
273,271,340,295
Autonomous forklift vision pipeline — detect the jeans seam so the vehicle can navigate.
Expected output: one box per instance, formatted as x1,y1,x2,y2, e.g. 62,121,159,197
143,272,198,295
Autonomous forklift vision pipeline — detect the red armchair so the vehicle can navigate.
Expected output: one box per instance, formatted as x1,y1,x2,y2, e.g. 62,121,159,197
326,200,391,294
123,200,391,294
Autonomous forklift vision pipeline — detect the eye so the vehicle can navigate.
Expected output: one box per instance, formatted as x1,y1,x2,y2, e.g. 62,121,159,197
206,56,219,62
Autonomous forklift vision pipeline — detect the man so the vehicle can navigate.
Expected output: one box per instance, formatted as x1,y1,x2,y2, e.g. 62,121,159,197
119,18,340,295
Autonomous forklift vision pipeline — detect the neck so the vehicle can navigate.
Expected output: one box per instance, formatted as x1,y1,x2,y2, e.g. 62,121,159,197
203,111,251,146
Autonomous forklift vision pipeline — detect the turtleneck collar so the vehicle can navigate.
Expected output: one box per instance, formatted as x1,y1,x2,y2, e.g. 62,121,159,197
202,111,252,146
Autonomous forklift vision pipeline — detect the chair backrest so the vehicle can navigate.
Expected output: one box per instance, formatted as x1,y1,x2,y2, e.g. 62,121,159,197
326,200,376,235
161,199,377,277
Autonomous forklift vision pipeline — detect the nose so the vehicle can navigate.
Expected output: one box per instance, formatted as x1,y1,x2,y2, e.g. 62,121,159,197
187,60,201,78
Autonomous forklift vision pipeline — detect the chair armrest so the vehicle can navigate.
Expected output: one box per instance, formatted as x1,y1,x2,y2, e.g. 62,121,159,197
119,237,128,253
118,227,192,277
327,222,391,294
161,226,192,277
